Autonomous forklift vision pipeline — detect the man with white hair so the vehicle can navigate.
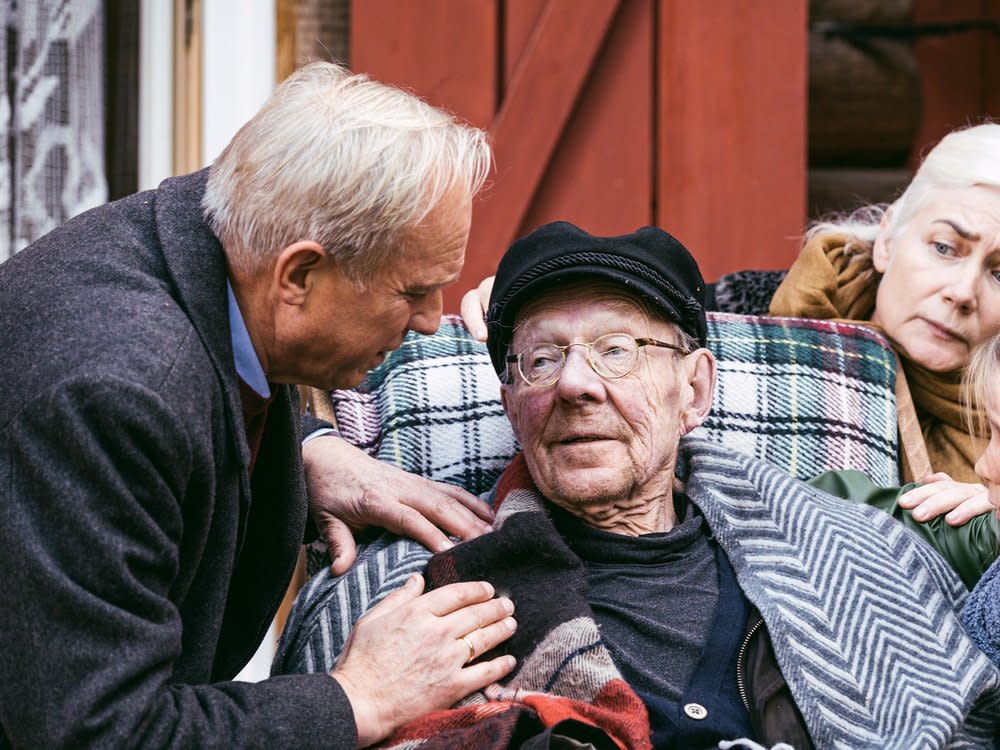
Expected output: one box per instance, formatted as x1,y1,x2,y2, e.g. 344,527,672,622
0,63,517,748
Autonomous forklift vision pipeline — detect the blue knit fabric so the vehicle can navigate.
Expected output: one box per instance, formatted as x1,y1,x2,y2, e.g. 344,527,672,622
963,555,1000,667
643,546,755,748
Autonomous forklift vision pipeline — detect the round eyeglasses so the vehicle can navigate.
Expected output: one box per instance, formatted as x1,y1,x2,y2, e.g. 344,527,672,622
506,332,692,387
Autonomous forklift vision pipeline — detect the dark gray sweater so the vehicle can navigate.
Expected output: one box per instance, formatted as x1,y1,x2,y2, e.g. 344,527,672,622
551,500,718,700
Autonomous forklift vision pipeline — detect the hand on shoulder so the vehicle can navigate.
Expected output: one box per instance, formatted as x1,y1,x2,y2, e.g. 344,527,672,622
302,435,494,574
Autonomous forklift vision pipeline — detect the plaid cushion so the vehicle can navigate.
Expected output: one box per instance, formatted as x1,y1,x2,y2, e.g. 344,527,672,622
330,312,899,493
696,312,899,487
330,317,518,497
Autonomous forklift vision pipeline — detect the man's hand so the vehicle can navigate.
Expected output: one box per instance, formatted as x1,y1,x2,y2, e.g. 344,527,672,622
459,275,495,342
332,575,517,747
303,435,494,574
897,472,994,526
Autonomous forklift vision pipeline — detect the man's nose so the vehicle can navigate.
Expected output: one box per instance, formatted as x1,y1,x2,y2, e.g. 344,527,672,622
408,290,444,335
555,346,604,397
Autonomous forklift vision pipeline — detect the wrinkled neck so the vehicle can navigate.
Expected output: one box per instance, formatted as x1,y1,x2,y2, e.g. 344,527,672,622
551,484,679,535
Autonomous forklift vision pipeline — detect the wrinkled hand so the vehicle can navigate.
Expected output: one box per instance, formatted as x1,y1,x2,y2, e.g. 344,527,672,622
332,575,517,747
898,472,993,526
303,435,494,574
459,275,495,342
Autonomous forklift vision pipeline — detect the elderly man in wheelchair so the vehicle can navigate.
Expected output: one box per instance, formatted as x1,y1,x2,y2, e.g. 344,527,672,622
276,221,1000,750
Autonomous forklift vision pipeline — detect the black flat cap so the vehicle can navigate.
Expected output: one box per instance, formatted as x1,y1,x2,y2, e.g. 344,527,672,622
485,221,707,375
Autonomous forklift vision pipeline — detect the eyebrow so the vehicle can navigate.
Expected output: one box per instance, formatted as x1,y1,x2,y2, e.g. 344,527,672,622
405,285,434,295
405,277,447,293
933,219,981,242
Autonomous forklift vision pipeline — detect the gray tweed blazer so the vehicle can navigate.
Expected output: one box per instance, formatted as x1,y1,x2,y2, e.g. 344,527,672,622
0,171,352,748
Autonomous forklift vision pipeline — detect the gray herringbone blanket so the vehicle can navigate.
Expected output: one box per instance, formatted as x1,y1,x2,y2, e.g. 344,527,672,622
677,439,1000,747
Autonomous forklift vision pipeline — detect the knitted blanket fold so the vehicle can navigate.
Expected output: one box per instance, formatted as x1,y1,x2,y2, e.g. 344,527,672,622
963,555,1000,667
383,439,1000,749
380,452,652,750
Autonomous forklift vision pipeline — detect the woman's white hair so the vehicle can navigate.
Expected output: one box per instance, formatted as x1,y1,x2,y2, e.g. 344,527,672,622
806,122,1000,251
202,62,492,284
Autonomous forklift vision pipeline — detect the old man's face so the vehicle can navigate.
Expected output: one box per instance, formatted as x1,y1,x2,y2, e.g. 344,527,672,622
499,283,715,530
267,188,472,390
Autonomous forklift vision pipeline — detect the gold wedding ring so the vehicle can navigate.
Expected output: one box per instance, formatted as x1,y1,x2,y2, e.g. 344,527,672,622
460,635,475,663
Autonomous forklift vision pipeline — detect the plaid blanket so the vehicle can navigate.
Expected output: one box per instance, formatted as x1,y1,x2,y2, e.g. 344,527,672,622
696,313,898,487
328,313,898,493
276,437,1000,748
312,313,899,576
329,317,517,498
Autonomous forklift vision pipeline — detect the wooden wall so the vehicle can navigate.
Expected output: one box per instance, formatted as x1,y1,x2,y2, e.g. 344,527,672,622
351,0,807,310
347,0,998,311
913,0,1000,159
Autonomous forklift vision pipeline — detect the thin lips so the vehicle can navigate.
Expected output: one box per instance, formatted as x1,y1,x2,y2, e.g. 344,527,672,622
556,433,614,443
924,318,966,341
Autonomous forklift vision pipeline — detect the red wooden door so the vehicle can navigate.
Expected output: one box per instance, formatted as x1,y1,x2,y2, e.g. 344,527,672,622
352,0,808,311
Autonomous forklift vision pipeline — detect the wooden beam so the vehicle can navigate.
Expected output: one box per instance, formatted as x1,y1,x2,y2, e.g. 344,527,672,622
275,0,297,83
466,0,623,264
912,0,1000,160
172,0,202,175
656,1,807,280
516,0,653,239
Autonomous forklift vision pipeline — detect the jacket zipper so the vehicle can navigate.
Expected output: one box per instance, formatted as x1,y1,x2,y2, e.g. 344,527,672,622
736,617,765,712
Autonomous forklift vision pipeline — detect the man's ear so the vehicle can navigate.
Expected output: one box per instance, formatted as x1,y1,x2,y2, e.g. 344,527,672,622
273,240,327,306
499,382,521,442
680,348,716,435
872,205,895,274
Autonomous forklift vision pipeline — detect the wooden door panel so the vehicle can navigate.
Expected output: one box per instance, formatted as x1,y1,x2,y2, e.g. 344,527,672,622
463,0,623,299
350,0,809,310
351,0,498,128
503,0,548,86
657,1,807,281
913,0,1000,159
518,0,653,240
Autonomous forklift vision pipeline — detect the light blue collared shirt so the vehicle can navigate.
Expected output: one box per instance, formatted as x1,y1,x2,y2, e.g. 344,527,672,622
227,282,270,398
227,282,337,442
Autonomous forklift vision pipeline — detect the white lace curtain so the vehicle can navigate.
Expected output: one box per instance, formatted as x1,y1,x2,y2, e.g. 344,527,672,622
1,0,107,262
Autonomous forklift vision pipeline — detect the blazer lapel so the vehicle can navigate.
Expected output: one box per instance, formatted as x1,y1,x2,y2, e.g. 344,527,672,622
152,169,254,540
